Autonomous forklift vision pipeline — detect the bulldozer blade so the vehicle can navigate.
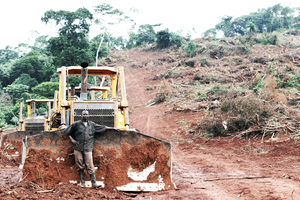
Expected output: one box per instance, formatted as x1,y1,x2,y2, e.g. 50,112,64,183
1,131,42,148
0,131,44,167
21,129,174,191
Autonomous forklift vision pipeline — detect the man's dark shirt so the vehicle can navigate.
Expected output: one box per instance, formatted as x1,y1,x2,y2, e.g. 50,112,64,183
64,120,106,152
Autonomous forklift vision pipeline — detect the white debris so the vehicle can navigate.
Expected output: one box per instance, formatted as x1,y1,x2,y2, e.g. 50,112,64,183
158,175,163,182
69,180,77,184
56,157,65,163
116,183,165,191
223,121,228,130
127,161,156,181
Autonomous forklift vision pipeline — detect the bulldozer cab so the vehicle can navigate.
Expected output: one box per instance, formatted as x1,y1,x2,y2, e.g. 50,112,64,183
54,66,129,130
19,99,53,132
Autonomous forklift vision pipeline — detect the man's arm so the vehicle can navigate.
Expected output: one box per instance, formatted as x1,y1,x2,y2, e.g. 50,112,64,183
64,123,80,145
93,122,120,133
106,126,120,131
69,135,80,145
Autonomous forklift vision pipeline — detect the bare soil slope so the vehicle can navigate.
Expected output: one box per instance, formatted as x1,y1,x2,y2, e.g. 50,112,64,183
117,46,300,199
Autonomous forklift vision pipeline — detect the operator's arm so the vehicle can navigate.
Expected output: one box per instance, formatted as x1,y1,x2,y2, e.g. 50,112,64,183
94,123,106,134
93,123,120,134
105,126,120,131
64,123,80,145
69,135,80,145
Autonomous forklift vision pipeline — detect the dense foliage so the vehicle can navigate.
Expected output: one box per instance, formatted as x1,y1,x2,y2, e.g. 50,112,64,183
204,4,300,37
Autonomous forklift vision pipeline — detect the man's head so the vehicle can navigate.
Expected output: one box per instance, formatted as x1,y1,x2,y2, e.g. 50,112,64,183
81,110,89,122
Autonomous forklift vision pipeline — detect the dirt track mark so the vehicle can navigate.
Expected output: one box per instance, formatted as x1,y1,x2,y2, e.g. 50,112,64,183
169,145,300,200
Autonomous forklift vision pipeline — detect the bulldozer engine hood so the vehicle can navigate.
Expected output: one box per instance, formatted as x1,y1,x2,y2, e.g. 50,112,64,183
64,120,106,152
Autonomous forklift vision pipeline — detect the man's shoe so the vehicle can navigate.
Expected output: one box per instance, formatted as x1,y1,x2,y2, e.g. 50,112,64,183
78,170,85,187
90,173,101,188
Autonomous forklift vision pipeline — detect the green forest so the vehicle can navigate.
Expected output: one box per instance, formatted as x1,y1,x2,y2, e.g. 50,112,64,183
0,3,300,129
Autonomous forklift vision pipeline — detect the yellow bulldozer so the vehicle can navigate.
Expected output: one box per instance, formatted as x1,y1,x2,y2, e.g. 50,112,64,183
1,63,174,191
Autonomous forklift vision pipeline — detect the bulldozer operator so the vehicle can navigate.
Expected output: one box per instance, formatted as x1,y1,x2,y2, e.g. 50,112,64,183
64,110,119,188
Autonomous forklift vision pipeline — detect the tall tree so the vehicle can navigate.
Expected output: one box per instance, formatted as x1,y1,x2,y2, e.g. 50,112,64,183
215,15,235,37
89,32,114,59
280,6,294,29
92,3,136,60
41,8,94,66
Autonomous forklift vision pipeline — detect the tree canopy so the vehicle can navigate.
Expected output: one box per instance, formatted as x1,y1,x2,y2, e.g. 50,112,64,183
41,8,94,66
10,50,47,84
204,4,300,37
32,82,59,98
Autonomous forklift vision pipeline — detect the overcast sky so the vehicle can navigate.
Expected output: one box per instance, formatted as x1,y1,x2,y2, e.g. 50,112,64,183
0,0,300,49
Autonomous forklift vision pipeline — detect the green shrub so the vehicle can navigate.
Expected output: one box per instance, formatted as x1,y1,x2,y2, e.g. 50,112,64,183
260,34,277,45
185,41,196,57
156,30,182,49
277,71,300,88
169,32,182,47
179,121,188,124
208,85,228,95
146,85,152,90
252,75,263,92
156,29,170,49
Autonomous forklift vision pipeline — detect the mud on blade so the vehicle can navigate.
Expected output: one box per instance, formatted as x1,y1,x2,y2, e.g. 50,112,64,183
21,129,174,191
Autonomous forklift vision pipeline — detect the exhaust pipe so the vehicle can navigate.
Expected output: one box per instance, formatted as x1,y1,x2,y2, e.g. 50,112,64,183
32,101,36,118
80,63,88,100
70,85,75,96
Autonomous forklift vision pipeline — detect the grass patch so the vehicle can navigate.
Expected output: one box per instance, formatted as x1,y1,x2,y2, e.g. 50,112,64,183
179,120,188,124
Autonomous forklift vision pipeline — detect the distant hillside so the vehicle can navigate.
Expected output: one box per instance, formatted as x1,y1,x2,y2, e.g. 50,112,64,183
100,29,300,138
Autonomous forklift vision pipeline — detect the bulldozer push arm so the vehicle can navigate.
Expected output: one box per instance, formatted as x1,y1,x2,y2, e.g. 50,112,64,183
1,64,174,191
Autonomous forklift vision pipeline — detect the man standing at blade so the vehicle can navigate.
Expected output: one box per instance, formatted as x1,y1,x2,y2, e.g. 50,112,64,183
64,110,118,188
